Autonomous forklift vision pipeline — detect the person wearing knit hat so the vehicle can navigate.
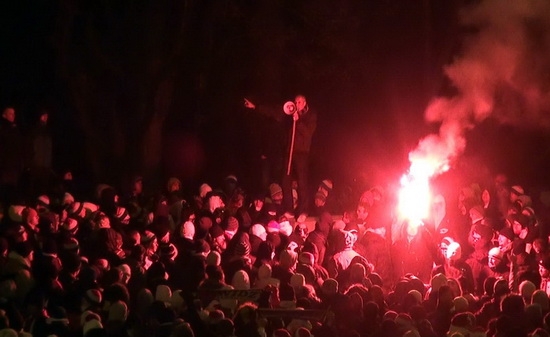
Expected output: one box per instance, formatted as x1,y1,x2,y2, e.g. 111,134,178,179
207,224,224,253
46,305,70,334
36,194,50,213
253,263,280,289
469,205,485,225
269,183,284,204
107,300,128,322
510,185,525,201
532,289,550,311
82,289,103,310
233,233,252,257
7,204,25,223
61,217,79,235
290,273,306,290
453,296,469,313
114,206,131,225
140,230,158,269
62,236,80,253
195,215,213,240
511,213,530,240
294,327,312,337
224,216,239,240
395,313,414,334
407,289,423,305
298,252,314,267
471,223,494,243
497,227,515,252
231,270,251,290
266,220,280,233
272,329,292,337
0,329,19,337
159,240,178,263
279,221,293,237
321,278,338,296
313,179,333,210
199,183,213,199
519,280,536,304
104,300,128,336
488,247,503,270
206,250,221,266
141,230,157,246
430,273,448,293
155,284,172,304
194,239,211,257
82,318,103,337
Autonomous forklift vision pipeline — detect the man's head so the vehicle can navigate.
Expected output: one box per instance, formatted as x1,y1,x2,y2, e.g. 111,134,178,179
498,227,515,250
23,207,39,231
356,203,369,222
468,224,493,250
295,222,308,241
269,183,283,205
294,95,307,113
2,107,15,123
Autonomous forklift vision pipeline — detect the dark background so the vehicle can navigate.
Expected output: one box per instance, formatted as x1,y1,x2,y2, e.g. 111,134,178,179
2,0,550,202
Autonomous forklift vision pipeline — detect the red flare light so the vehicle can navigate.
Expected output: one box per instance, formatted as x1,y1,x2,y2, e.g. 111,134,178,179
397,136,451,226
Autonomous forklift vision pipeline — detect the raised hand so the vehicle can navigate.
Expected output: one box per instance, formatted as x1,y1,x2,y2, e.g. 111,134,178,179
244,98,256,109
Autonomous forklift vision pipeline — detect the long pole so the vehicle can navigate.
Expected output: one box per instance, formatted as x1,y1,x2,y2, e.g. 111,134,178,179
286,118,297,175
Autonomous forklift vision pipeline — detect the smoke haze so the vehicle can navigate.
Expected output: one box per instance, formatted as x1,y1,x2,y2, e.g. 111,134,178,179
415,0,550,172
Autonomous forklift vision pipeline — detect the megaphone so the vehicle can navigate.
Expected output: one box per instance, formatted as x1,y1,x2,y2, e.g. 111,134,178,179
283,101,297,115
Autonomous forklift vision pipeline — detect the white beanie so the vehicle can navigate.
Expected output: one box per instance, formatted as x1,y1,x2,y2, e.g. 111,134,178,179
232,270,250,290
171,290,184,309
290,273,306,288
199,183,213,199
108,300,128,322
182,221,195,240
206,251,221,267
155,285,172,304
83,319,103,336
63,192,75,206
0,329,18,337
279,221,293,237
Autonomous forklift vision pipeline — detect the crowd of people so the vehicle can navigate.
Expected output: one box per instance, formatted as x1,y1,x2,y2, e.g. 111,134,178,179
2,105,550,337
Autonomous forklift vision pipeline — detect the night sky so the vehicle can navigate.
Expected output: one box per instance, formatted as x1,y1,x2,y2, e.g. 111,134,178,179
2,1,550,199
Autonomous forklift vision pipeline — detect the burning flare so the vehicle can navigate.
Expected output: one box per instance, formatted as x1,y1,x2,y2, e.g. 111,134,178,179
397,134,452,226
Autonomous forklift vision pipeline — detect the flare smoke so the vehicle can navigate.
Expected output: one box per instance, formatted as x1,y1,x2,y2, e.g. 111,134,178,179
415,0,550,172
